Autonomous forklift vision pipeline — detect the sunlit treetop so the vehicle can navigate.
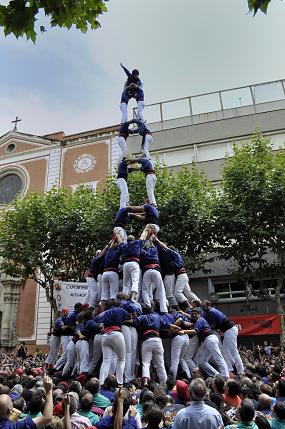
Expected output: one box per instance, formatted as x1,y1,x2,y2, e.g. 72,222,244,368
0,0,108,42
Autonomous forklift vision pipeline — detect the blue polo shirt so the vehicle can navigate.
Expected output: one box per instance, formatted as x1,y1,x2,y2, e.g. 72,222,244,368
117,159,128,180
0,417,37,429
144,204,159,225
134,313,170,334
203,307,234,332
95,415,137,429
140,241,160,268
95,307,130,328
115,208,129,227
120,300,142,316
137,158,154,174
65,310,78,326
133,119,151,136
156,244,174,275
121,239,141,263
194,317,213,342
119,122,130,139
90,255,104,281
104,244,125,271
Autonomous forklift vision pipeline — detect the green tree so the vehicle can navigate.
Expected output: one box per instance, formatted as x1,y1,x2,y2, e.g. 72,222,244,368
214,132,285,345
0,0,108,42
0,162,215,304
0,186,100,304
159,164,216,272
248,0,272,15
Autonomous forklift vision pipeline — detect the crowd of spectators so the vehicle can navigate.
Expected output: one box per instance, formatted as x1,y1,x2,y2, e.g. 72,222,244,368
1,340,285,429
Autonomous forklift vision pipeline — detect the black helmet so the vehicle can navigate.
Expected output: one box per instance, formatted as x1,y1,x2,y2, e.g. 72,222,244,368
132,69,139,76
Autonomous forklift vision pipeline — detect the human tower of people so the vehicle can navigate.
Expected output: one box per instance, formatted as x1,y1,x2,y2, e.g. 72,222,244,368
45,64,244,388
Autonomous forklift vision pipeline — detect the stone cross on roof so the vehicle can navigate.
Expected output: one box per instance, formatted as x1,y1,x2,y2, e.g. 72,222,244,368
11,116,22,131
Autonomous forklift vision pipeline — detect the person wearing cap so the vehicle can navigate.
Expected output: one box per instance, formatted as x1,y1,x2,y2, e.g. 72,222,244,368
120,63,144,124
179,307,229,378
128,198,160,226
201,300,244,376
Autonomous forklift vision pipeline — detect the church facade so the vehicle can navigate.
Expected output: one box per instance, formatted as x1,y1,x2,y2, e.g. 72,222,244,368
0,126,120,349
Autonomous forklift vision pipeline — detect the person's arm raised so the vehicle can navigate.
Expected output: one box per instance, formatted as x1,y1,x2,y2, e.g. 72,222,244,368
33,374,53,428
114,388,126,429
63,394,72,429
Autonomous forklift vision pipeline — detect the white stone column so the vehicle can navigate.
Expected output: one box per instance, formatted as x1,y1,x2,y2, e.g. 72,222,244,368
0,277,22,348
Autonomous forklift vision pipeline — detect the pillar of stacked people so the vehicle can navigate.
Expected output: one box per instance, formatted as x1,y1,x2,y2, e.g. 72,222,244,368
45,64,244,388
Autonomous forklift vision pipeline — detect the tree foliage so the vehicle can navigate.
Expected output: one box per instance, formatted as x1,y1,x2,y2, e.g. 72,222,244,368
0,163,215,300
248,0,272,15
214,132,285,344
0,0,108,42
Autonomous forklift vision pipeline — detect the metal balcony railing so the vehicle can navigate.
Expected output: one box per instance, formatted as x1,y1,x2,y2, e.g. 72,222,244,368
133,79,285,127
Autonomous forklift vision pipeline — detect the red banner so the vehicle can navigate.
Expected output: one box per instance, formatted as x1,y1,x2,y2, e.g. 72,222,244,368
230,314,280,336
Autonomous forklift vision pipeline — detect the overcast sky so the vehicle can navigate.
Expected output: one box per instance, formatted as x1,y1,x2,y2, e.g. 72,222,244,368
0,0,285,137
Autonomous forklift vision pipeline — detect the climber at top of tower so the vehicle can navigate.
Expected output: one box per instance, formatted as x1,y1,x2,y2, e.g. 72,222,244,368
120,63,145,124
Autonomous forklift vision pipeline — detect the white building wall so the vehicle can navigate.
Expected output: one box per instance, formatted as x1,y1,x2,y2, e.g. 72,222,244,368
110,136,120,174
46,147,61,191
35,285,51,345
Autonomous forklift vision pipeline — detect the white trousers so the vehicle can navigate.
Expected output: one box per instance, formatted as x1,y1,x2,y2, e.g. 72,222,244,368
164,274,177,307
222,326,244,375
146,173,157,206
120,100,144,123
75,340,89,374
89,334,102,374
118,136,127,161
123,261,140,295
142,134,153,158
101,271,119,301
169,335,191,379
84,277,99,308
184,334,200,371
142,337,167,383
142,269,167,313
122,325,138,382
137,100,145,121
199,335,229,378
60,335,70,353
45,335,60,364
120,102,128,123
174,273,199,304
97,274,102,303
99,331,126,386
54,342,68,370
62,341,76,376
116,178,129,209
